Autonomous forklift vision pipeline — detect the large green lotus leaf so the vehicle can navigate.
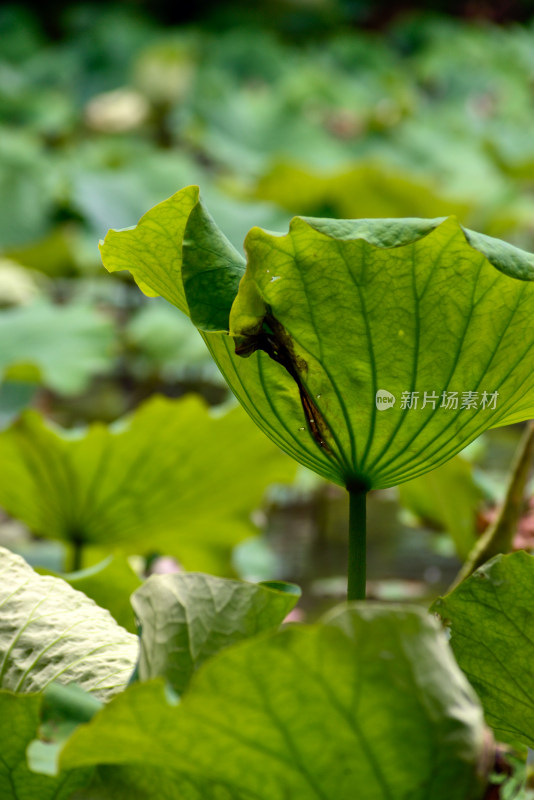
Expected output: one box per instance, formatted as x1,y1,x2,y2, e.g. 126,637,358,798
432,551,534,749
132,572,300,694
0,301,115,395
0,395,295,568
59,605,488,800
0,691,92,800
100,189,534,490
229,215,534,489
0,547,137,700
39,556,142,634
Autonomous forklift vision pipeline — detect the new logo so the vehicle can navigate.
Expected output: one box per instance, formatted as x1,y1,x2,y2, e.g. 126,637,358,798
375,390,396,410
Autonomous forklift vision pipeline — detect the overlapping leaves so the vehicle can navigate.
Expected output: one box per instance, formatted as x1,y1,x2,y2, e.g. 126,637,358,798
58,605,488,800
100,186,534,490
0,691,92,800
0,547,491,799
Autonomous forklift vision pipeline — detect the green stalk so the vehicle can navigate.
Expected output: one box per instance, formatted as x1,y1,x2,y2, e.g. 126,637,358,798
71,534,84,573
347,488,367,601
449,419,534,592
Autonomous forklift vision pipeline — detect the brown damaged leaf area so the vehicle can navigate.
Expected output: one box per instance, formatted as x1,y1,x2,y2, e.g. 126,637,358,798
234,309,334,456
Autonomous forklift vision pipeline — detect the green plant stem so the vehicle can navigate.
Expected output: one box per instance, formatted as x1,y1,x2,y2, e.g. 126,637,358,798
449,419,534,592
71,536,84,573
347,488,367,601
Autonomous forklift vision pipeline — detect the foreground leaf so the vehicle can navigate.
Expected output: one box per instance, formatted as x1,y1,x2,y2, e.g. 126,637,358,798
27,683,103,778
132,572,300,693
433,551,534,749
40,556,142,634
0,547,138,700
60,605,488,799
0,395,295,570
73,765,198,799
0,691,92,800
100,187,534,491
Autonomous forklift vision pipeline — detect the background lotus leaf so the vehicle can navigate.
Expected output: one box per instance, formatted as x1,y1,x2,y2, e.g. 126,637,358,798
0,394,296,572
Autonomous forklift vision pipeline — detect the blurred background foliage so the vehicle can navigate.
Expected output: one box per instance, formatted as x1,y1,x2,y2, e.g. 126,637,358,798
1,0,534,618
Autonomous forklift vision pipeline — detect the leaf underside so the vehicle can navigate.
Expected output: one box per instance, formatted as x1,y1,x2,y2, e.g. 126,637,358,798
100,187,534,489
0,547,137,701
132,572,300,694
